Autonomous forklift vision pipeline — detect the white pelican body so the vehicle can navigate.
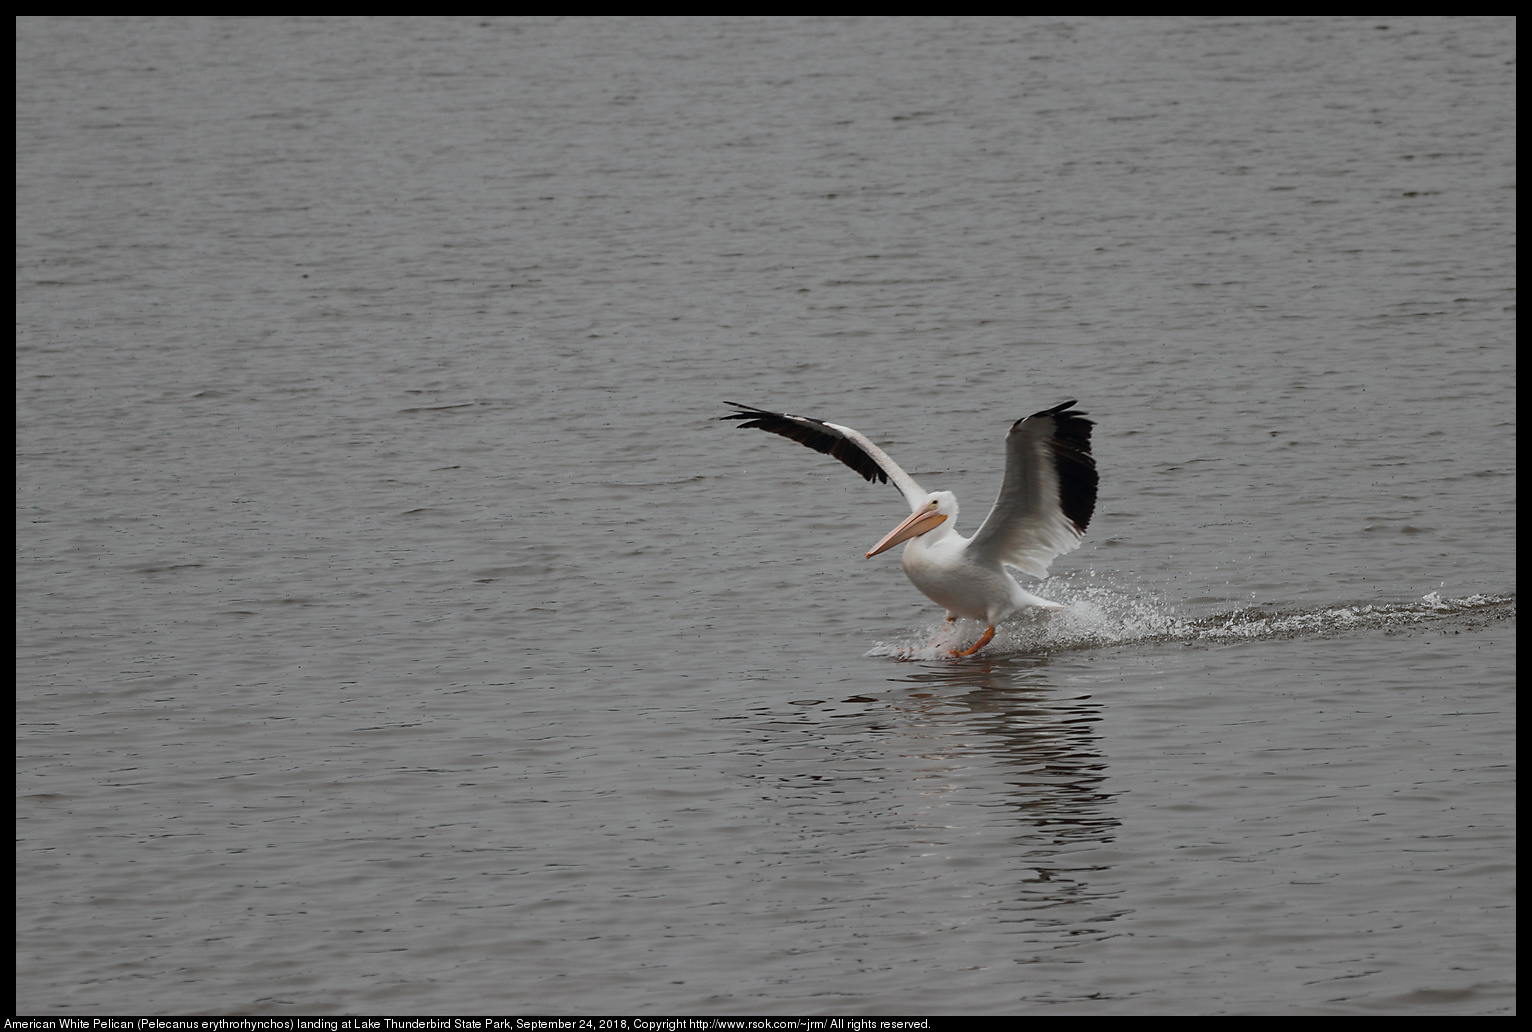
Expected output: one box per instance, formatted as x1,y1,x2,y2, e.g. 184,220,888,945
893,503,1060,624
722,400,1098,657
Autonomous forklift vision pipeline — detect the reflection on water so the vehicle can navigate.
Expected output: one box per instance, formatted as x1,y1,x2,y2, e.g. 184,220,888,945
894,661,1116,840
881,661,1126,946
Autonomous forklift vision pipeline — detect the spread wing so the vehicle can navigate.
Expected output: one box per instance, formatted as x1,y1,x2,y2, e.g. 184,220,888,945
967,401,1097,579
720,402,928,511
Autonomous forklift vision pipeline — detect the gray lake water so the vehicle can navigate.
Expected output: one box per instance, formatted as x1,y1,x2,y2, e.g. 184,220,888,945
16,16,1515,1015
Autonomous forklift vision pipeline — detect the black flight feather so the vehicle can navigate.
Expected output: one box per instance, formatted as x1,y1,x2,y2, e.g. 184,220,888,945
719,402,889,486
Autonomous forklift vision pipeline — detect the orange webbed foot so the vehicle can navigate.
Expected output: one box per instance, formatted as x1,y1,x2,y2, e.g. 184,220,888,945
948,625,995,658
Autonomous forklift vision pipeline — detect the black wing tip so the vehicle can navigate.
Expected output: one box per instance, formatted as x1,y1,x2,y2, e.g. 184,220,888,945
718,402,889,486
1049,404,1098,533
1016,400,1096,448
719,402,796,433
719,400,770,422
1011,400,1098,533
1019,399,1089,424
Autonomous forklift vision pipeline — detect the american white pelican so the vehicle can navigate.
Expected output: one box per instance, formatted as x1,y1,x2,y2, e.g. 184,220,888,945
721,401,1098,657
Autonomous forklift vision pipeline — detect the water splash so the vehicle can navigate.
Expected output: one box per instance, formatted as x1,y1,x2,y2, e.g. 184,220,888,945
866,585,1514,661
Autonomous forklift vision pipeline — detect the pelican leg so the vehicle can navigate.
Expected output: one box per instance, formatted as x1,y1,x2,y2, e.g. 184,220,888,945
949,625,995,658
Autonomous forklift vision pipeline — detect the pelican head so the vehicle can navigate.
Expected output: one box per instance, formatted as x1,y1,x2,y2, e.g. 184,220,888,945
866,491,957,558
